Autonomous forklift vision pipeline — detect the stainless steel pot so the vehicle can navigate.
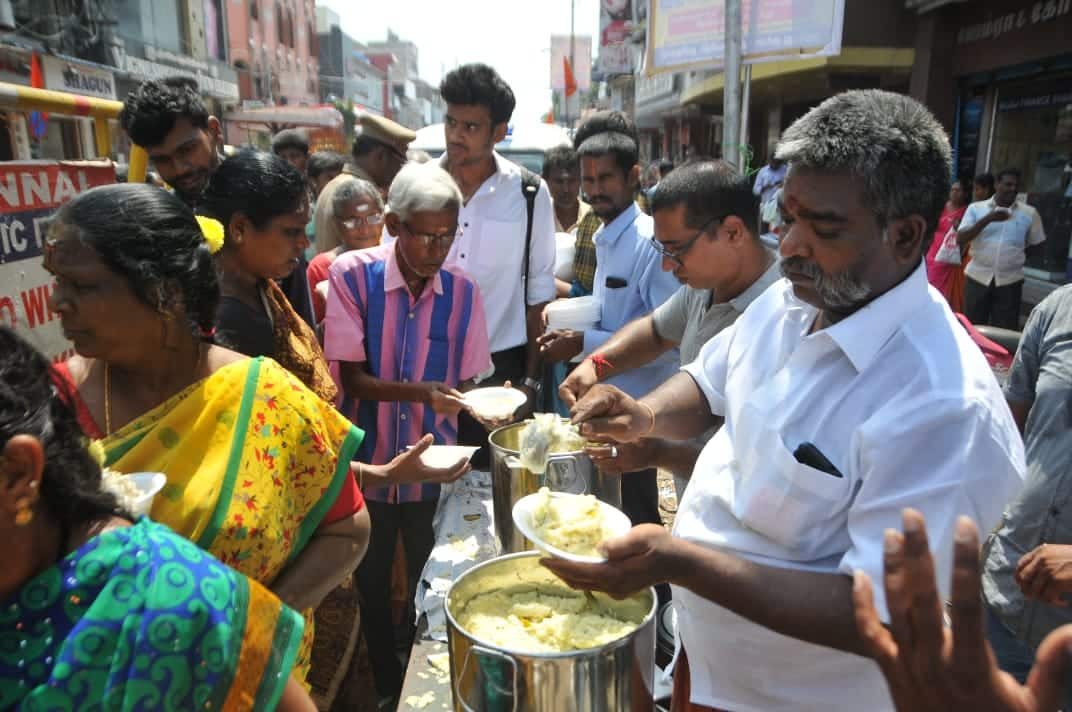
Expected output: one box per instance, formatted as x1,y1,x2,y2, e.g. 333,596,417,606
488,420,621,554
446,551,656,712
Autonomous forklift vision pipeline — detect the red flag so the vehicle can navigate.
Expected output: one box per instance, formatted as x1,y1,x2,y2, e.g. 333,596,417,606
563,57,578,98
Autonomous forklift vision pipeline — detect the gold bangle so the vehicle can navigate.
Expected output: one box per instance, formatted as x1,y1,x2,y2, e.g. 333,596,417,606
638,401,656,438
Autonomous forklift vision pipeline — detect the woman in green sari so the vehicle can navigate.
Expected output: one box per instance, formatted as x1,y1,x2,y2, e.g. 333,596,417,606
0,326,315,711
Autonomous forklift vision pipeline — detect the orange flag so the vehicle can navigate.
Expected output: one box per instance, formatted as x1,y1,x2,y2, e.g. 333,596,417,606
563,57,578,98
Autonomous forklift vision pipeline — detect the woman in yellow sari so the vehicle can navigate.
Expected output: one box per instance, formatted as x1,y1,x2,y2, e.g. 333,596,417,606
45,184,468,696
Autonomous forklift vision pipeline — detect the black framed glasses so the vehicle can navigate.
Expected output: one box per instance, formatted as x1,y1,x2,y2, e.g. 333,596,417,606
649,215,723,264
403,221,456,249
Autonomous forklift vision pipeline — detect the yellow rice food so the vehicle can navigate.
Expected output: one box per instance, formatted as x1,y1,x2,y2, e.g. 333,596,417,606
530,487,614,557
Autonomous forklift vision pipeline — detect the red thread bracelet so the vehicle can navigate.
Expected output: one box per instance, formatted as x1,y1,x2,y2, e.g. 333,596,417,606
587,354,614,378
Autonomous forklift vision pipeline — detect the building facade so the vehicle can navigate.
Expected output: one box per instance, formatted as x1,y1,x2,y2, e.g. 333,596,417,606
226,0,318,107
316,8,385,116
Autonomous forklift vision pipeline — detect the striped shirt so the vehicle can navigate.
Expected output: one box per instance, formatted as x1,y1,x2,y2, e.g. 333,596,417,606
323,243,492,503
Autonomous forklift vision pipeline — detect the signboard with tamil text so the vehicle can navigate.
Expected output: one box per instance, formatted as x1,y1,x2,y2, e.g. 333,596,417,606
0,161,115,362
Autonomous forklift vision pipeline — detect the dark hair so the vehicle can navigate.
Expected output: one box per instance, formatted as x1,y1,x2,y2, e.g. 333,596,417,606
0,327,121,527
54,184,219,338
439,63,516,126
271,128,310,155
651,160,760,239
119,77,209,148
542,144,579,177
954,175,973,196
973,172,995,193
657,159,675,178
197,150,308,232
574,110,639,176
352,134,391,159
307,150,347,179
996,167,1021,183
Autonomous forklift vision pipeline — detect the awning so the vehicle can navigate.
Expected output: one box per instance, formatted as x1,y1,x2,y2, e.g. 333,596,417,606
680,47,916,107
223,104,344,128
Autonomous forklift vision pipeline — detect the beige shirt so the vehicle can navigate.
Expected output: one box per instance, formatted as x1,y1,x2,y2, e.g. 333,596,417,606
554,200,592,234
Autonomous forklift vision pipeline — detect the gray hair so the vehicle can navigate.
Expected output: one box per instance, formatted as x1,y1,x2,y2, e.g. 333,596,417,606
775,90,951,237
387,163,462,222
332,177,382,217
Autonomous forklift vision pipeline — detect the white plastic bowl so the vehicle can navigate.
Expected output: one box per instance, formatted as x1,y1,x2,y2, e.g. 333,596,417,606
126,472,167,518
463,386,527,421
409,444,479,469
512,491,632,564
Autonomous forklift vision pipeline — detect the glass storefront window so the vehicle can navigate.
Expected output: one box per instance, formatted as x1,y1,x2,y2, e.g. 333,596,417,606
991,72,1072,275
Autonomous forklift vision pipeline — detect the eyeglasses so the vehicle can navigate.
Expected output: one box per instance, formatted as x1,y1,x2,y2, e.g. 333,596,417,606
339,213,384,230
649,215,723,265
403,221,457,249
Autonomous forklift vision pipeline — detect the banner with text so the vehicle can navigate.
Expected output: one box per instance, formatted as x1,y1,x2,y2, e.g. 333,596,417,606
647,0,845,75
599,0,637,76
0,161,115,362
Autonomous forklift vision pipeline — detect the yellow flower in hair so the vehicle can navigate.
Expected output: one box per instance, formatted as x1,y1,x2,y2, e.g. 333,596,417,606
87,439,106,467
195,215,226,254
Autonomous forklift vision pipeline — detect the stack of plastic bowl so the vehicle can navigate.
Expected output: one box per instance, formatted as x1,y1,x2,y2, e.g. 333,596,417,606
554,232,576,281
545,296,601,362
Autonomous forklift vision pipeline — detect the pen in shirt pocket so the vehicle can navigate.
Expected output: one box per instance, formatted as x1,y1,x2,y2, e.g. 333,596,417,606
792,442,843,478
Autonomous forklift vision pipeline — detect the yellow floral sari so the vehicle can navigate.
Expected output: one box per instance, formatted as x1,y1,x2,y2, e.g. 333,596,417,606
98,356,364,678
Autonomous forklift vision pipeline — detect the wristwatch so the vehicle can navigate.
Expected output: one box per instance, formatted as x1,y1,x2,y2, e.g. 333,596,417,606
521,376,542,393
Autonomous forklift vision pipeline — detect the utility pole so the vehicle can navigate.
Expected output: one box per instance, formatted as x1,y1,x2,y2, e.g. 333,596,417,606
568,0,575,129
723,0,741,166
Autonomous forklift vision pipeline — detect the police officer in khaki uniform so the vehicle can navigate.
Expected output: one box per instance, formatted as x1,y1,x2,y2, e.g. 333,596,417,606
314,113,416,254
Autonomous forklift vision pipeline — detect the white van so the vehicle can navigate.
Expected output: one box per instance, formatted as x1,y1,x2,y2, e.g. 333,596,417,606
409,122,572,174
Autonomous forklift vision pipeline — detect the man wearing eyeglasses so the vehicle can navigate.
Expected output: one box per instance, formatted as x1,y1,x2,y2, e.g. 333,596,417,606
559,160,780,500
539,110,680,530
323,163,491,707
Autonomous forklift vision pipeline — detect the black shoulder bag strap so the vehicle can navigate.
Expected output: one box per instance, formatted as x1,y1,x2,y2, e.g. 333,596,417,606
519,167,540,306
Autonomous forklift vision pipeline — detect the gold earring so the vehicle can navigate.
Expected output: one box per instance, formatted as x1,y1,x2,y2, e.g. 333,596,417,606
14,497,34,526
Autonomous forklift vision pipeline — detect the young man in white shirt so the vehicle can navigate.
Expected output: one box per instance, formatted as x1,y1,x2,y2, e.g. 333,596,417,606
544,90,1027,712
958,167,1046,329
438,64,557,464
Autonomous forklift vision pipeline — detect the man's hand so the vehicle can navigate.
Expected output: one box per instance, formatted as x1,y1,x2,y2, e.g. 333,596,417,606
559,358,598,407
538,329,584,364
988,208,1013,223
1016,544,1072,606
852,508,1072,712
359,434,470,487
540,523,678,599
569,384,652,443
585,439,662,475
424,382,467,416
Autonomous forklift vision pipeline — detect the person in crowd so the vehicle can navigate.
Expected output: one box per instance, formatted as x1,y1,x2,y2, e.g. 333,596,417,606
323,163,491,708
959,167,1046,329
642,162,661,194
437,63,556,463
539,110,680,530
118,76,223,207
752,152,787,207
194,150,333,398
543,90,1026,712
975,171,996,201
981,283,1072,711
925,176,973,311
0,326,318,711
44,183,370,683
560,160,781,501
308,177,384,324
544,144,593,298
854,509,1072,712
648,158,674,199
315,113,416,255
273,128,311,176
304,150,348,258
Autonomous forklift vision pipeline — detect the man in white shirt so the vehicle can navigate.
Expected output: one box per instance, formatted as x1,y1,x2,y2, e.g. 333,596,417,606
438,64,557,464
958,167,1046,329
543,90,1026,712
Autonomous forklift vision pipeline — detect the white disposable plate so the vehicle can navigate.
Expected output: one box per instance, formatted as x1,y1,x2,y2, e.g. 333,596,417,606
408,444,479,469
463,386,527,420
512,491,632,564
127,472,167,518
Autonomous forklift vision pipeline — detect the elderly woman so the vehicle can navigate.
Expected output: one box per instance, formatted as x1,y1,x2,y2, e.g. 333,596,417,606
0,326,315,710
307,176,384,323
322,163,492,707
46,183,466,688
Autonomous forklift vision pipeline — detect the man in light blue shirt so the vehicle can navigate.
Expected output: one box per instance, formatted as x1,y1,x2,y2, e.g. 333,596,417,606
539,110,679,528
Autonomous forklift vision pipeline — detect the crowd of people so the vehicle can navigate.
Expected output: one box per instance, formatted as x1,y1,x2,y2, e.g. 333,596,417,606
3,61,1071,712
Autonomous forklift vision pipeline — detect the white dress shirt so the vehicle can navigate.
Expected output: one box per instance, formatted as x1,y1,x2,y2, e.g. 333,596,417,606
962,197,1046,287
442,152,556,353
672,265,1025,711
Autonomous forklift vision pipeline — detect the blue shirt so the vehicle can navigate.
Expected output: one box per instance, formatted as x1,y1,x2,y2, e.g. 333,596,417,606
584,203,681,398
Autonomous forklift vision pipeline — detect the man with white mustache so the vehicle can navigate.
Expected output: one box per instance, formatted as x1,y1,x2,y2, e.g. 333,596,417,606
543,90,1027,712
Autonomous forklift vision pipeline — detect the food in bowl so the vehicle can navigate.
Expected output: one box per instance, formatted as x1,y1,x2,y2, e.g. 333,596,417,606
463,386,528,421
101,467,140,511
454,583,647,653
518,413,586,474
530,487,616,557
